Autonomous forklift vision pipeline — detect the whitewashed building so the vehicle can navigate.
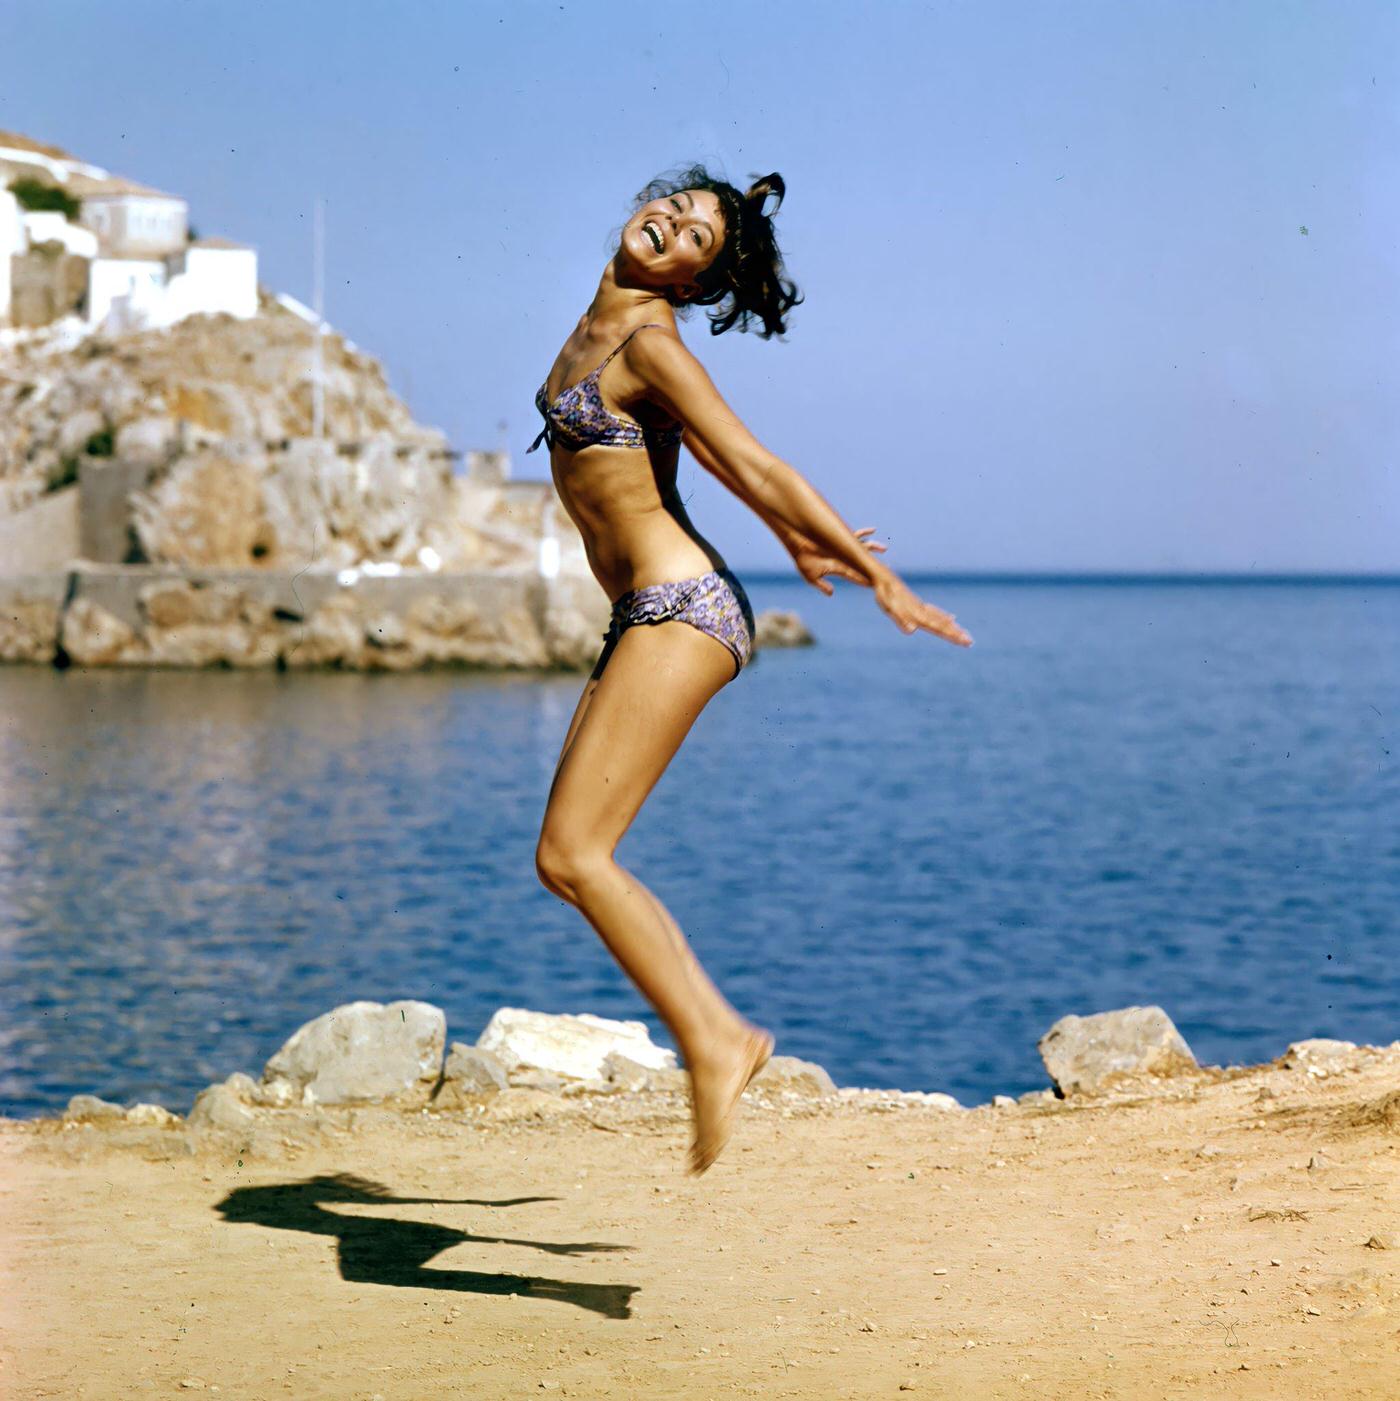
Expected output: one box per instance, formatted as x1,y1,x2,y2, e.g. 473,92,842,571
0,128,258,334
0,186,23,324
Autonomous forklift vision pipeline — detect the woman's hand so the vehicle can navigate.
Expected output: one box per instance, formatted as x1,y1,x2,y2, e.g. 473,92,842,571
873,570,973,647
789,526,887,595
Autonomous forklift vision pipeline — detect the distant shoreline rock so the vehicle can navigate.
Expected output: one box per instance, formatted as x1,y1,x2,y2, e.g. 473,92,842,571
0,565,808,672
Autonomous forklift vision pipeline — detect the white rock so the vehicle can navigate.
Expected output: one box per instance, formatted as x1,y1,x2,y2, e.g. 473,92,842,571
261,999,446,1106
62,1094,126,1123
442,1043,509,1094
475,1008,676,1082
187,1082,257,1133
1283,1039,1359,1070
253,1077,295,1108
600,1051,652,1092
1037,1006,1197,1096
909,1092,964,1111
751,1055,837,1100
220,1071,261,1102
125,1102,178,1127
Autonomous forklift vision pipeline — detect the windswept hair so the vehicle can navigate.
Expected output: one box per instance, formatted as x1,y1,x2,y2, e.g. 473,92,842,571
628,162,803,339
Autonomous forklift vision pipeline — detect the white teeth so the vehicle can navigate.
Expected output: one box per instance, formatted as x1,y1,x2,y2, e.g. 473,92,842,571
643,220,664,253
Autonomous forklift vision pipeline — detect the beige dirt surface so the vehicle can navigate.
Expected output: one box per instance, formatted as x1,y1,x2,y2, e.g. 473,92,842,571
3,1050,1398,1401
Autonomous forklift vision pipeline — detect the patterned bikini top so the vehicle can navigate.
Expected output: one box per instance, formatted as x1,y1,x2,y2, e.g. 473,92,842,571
528,323,685,455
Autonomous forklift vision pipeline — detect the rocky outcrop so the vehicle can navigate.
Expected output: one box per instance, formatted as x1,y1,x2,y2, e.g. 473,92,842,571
752,1055,838,1100
0,301,593,586
441,1044,510,1095
754,609,813,649
1278,1038,1365,1079
0,565,606,670
475,1007,678,1087
0,565,808,672
1038,1005,1199,1097
35,999,1399,1173
0,572,68,662
260,1000,447,1108
0,301,441,516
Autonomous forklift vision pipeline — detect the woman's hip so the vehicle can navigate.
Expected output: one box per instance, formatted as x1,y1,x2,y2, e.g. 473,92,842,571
592,567,757,680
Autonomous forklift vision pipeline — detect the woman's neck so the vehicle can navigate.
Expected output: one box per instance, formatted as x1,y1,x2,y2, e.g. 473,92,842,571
581,256,676,334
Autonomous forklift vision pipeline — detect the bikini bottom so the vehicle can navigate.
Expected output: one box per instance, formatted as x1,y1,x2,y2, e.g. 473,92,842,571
589,567,757,682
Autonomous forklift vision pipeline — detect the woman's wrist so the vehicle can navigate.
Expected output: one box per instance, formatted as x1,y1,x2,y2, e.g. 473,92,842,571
770,515,815,555
861,556,895,587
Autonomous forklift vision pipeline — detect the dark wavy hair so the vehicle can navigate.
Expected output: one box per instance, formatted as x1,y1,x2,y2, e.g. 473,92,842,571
626,162,803,340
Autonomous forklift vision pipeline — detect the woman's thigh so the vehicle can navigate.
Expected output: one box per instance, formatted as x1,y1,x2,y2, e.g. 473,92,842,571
548,674,600,791
538,619,738,861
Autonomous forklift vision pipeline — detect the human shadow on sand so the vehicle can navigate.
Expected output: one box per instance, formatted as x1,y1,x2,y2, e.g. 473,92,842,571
212,1171,638,1318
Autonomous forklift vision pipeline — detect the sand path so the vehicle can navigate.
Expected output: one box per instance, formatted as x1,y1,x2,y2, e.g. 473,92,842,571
3,1051,1397,1399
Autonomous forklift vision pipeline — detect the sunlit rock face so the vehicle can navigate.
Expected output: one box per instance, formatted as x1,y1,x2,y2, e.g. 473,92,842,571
0,297,592,580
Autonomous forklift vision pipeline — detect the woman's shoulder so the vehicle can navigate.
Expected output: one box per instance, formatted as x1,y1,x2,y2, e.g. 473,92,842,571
623,319,695,373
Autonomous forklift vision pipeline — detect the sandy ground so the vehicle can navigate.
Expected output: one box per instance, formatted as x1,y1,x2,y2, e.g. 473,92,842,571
3,1050,1398,1401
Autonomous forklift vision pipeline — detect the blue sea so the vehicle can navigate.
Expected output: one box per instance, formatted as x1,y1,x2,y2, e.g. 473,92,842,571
0,577,1395,1120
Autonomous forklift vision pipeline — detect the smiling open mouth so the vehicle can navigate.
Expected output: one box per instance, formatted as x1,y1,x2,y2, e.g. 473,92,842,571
642,220,664,254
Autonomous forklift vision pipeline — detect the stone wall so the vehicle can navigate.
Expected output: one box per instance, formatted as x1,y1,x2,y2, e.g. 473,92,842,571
8,243,88,327
0,485,79,572
0,564,611,672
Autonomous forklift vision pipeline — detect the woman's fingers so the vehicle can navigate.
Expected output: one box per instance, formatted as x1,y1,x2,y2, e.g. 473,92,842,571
917,600,973,646
877,576,973,646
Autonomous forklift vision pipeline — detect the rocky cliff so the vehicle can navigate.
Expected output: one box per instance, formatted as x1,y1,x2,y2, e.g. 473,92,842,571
0,292,573,575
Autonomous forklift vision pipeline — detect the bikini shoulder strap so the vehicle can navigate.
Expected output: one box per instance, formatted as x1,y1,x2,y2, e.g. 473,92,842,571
599,322,670,369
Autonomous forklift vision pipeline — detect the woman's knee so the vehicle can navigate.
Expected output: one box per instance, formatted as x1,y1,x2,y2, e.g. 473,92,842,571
535,831,612,903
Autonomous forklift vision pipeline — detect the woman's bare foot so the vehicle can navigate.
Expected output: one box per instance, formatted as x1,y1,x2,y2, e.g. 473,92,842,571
685,1023,775,1176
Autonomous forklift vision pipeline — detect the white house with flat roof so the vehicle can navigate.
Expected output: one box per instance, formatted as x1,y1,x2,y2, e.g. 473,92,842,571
0,128,258,334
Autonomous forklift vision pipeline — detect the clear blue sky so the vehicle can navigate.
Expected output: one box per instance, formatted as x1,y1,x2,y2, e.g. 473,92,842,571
3,1,1396,571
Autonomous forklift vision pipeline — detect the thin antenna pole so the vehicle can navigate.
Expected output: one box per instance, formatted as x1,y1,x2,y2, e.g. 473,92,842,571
312,196,325,439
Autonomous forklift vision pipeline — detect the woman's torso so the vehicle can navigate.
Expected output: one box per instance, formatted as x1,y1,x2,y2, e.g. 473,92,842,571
537,318,727,603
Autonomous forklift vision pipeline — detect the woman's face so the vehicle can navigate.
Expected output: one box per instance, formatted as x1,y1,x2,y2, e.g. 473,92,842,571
620,188,726,296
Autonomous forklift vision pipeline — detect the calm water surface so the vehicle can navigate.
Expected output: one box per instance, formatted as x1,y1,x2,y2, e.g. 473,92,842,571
1,578,1395,1118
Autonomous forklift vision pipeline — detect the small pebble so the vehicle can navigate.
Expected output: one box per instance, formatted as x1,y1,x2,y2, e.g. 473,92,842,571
1306,1306,1322,1317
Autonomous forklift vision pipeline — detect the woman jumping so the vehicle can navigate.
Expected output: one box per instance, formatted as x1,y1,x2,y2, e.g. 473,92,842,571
531,164,973,1176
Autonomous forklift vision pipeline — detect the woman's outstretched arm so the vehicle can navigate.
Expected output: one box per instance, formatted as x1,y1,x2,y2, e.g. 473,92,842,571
682,428,886,593
631,332,883,579
629,332,972,646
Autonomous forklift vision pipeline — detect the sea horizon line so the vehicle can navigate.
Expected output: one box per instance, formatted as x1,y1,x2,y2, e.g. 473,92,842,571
735,570,1400,586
